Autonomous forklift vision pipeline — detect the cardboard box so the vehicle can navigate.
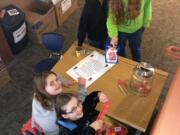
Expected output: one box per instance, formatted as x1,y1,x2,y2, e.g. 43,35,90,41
54,0,78,26
0,68,10,89
24,0,57,44
0,0,32,9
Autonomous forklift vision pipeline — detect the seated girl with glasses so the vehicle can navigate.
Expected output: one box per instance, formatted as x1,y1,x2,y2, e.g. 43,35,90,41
55,91,109,135
32,71,88,135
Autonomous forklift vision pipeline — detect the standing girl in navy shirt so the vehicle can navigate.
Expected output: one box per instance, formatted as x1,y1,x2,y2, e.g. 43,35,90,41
78,0,109,50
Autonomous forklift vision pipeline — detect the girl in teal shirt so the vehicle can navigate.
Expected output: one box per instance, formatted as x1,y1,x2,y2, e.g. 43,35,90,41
107,0,152,62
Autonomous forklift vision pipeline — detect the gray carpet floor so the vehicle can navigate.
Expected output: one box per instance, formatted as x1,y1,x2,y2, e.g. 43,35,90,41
0,0,180,134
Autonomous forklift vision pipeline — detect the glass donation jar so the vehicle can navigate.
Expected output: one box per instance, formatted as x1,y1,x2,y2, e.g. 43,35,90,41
130,62,155,97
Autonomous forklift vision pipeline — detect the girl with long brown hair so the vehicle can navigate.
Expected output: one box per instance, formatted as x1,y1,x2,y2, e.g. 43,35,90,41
31,71,87,135
107,0,152,62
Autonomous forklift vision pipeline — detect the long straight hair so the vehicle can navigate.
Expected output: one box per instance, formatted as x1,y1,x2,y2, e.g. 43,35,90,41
110,0,141,25
32,71,57,110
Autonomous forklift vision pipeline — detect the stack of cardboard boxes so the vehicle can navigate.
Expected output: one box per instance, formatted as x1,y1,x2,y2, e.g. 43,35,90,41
0,0,78,44
24,0,58,44
25,0,78,44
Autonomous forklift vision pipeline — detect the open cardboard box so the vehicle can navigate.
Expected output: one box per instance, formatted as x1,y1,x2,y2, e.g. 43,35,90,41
26,0,78,26
24,0,57,44
0,0,78,43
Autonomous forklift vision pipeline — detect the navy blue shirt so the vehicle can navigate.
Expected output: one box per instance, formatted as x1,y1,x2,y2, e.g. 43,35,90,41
78,0,109,46
58,91,100,135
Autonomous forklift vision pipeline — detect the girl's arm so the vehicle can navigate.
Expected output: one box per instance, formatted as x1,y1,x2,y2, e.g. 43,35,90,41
77,85,88,103
57,75,88,102
57,74,66,86
57,74,76,87
106,6,118,39
143,0,152,27
83,91,109,115
82,91,100,114
77,78,88,103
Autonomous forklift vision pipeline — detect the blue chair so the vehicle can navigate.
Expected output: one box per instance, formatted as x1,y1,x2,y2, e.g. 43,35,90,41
42,32,64,59
34,33,64,75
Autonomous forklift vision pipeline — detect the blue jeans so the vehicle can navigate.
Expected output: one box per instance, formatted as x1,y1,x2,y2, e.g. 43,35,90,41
88,40,106,50
118,28,144,62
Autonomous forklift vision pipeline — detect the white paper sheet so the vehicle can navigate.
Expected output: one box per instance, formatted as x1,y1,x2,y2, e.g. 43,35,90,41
61,0,72,14
66,50,115,88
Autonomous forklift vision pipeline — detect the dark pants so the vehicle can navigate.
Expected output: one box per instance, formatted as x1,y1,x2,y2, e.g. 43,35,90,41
88,39,106,50
118,28,144,62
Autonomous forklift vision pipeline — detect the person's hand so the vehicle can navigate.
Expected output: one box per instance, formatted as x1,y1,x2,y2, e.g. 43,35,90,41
64,79,76,87
90,120,104,131
78,77,86,86
143,27,149,32
0,9,6,18
98,92,108,103
110,37,118,47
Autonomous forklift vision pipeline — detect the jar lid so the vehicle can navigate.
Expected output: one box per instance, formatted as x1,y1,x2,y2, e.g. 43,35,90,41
134,62,155,78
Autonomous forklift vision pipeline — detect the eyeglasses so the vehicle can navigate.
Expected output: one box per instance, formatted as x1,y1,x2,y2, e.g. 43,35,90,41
66,100,82,114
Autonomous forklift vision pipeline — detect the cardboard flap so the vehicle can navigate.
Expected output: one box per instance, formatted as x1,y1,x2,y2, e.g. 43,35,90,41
27,1,51,14
25,0,53,24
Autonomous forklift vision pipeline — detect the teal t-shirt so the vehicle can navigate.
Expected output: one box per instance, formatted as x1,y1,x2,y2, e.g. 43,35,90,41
107,0,152,37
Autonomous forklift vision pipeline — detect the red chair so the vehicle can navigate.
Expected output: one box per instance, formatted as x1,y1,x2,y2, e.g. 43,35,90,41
21,117,45,135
